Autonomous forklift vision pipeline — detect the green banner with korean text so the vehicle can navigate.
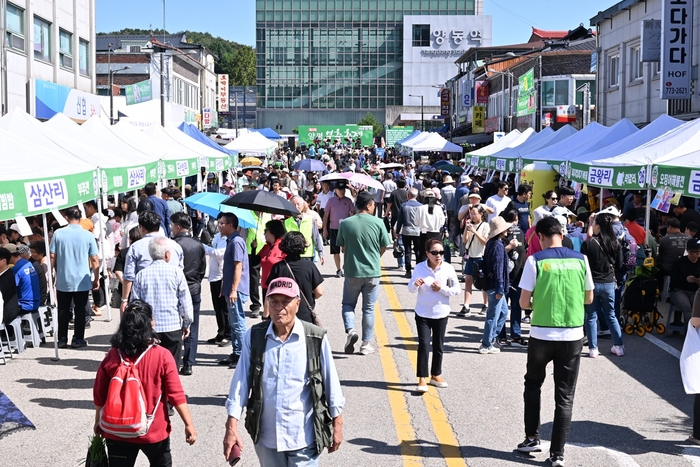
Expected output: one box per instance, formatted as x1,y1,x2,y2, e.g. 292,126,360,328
567,161,649,190
163,158,200,180
650,164,700,198
125,80,153,106
299,125,374,147
386,126,414,147
0,170,97,222
517,68,536,117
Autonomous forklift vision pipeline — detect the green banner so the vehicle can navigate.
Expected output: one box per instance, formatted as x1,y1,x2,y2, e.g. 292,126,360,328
125,80,153,106
101,162,161,193
205,155,234,172
386,126,414,147
650,164,700,198
163,158,200,179
519,68,535,93
516,68,536,117
298,125,374,147
0,170,97,222
567,161,649,190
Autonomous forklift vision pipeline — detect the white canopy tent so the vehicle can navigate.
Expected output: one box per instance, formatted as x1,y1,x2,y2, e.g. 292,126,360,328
466,129,528,157
404,133,463,152
81,116,166,165
224,131,278,155
521,122,607,165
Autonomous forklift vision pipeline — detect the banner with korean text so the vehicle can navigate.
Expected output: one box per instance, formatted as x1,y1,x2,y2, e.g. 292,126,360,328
125,80,153,105
650,164,700,198
218,74,229,112
516,68,536,117
567,162,649,190
298,125,374,147
661,0,693,99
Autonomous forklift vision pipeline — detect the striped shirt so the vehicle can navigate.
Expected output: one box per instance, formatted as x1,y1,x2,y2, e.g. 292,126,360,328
131,260,193,333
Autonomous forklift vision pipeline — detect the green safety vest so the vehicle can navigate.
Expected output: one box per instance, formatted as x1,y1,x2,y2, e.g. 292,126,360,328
244,320,333,455
284,216,314,258
246,212,272,255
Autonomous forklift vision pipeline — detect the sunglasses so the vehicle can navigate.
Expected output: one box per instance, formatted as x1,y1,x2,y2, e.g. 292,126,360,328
549,197,558,200
428,250,444,256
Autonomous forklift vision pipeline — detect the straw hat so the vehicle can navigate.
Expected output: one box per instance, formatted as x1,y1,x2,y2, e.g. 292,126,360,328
488,217,511,239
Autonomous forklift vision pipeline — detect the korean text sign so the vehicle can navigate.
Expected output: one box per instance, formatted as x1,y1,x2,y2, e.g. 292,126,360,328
661,0,693,99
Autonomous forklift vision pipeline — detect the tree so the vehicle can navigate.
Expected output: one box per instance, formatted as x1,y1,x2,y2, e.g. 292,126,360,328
358,112,383,137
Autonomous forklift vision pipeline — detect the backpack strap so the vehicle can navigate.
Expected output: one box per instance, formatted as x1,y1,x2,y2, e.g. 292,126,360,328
244,321,271,445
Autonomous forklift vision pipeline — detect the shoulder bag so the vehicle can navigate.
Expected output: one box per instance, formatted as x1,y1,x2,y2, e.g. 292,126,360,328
284,261,321,327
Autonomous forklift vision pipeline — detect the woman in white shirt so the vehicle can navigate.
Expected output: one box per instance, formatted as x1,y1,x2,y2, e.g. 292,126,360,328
408,237,460,393
459,204,490,316
417,190,446,264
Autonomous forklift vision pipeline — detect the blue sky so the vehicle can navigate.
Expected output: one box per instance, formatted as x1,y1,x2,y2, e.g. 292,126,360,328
96,0,617,47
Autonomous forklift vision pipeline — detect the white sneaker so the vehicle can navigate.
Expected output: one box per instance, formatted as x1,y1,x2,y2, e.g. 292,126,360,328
344,330,359,354
610,345,625,357
359,341,374,355
478,345,500,354
588,348,598,358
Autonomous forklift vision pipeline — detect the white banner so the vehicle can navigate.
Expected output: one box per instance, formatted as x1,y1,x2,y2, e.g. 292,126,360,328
661,0,693,99
218,74,229,112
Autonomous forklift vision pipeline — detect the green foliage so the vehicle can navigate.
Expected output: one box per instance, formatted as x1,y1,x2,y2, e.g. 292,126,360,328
98,29,256,86
358,112,383,136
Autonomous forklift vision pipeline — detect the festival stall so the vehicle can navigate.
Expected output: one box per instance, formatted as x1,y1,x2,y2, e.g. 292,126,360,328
224,131,277,156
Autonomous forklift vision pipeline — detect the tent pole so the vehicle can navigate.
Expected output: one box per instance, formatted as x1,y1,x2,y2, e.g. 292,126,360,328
599,186,604,209
644,166,651,248
97,195,112,321
43,213,59,361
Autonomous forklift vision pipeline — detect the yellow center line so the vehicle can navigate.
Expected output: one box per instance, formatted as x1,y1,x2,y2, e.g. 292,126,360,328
381,261,469,467
374,300,423,467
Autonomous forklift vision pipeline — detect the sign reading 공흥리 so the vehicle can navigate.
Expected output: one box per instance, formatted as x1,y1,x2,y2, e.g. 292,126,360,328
661,0,693,99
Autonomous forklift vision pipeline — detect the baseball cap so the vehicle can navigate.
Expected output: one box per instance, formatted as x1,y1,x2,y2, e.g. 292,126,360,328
467,192,481,200
267,277,300,298
335,181,347,189
551,206,576,218
9,224,21,234
599,206,622,218
688,238,700,251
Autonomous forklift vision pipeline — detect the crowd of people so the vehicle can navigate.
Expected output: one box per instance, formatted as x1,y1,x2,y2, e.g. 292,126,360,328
2,139,700,467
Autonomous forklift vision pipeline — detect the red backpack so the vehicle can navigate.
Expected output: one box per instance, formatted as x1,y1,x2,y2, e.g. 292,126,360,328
99,345,161,438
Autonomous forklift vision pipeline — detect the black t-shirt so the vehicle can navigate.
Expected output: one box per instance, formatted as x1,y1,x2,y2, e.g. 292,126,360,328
670,256,700,292
267,258,324,323
389,189,408,220
31,259,47,307
0,269,19,325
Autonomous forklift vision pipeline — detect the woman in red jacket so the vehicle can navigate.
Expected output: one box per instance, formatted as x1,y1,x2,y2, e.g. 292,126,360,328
259,220,287,318
93,300,196,467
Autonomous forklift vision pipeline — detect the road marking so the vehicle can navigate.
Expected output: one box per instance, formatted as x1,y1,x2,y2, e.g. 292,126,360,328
570,443,641,467
381,265,468,467
374,300,423,467
644,333,681,359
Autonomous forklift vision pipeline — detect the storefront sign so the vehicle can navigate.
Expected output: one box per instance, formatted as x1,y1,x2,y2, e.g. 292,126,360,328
34,79,100,123
473,106,485,134
218,74,229,112
556,105,576,123
203,107,212,128
642,19,662,61
431,29,483,47
125,79,152,106
661,0,693,99
475,81,489,104
440,89,450,117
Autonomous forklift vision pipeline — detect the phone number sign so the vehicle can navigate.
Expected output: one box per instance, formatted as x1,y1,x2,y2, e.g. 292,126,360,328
661,0,693,99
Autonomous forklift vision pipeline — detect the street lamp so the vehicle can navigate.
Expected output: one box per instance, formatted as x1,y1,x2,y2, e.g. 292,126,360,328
409,94,424,131
487,68,515,132
109,66,130,125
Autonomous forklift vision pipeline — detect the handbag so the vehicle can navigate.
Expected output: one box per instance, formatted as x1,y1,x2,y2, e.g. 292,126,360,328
681,322,700,394
284,261,321,327
84,434,109,467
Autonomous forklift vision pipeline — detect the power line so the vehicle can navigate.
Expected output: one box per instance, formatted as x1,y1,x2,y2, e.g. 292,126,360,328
489,0,543,29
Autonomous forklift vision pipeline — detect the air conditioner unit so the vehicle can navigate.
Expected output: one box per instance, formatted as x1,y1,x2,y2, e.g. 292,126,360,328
7,32,25,51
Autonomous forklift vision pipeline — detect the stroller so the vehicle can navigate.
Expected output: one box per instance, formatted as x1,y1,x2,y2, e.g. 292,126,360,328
620,258,665,336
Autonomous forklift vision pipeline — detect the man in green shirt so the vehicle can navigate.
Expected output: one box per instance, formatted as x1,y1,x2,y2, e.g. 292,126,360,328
336,191,392,356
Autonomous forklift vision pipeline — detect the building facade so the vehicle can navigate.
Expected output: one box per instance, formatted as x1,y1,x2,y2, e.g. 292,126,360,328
95,33,218,127
0,0,96,116
255,0,489,130
591,0,700,125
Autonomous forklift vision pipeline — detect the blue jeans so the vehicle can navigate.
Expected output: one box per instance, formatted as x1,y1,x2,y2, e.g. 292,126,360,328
396,237,405,268
482,289,509,347
182,293,201,367
227,292,249,356
499,286,522,339
254,444,319,467
585,282,623,349
342,277,380,342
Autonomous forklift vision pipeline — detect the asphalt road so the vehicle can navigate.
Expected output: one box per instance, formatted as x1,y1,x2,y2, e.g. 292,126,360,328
1,246,699,467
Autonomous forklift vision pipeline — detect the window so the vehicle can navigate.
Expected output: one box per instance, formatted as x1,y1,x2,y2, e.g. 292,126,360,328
128,45,141,53
608,54,620,87
412,24,430,47
630,46,642,81
79,39,89,75
33,16,51,62
59,30,73,68
6,3,25,52
542,80,570,106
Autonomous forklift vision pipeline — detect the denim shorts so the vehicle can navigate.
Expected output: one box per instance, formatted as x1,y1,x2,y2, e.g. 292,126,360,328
463,256,482,275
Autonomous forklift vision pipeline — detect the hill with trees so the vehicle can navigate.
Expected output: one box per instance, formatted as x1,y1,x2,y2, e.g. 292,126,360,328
98,29,255,86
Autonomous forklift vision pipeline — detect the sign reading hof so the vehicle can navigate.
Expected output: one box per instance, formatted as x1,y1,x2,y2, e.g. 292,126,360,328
661,0,693,99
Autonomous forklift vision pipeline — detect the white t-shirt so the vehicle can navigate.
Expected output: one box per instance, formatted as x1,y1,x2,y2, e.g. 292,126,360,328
519,252,594,341
485,194,511,221
316,191,334,210
383,180,397,198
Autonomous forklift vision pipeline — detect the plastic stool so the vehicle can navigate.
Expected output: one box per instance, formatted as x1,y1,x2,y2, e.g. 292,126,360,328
38,306,53,337
0,317,25,354
666,304,686,334
20,312,43,348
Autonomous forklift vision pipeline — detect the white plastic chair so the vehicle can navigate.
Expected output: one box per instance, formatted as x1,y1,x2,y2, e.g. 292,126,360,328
0,316,25,355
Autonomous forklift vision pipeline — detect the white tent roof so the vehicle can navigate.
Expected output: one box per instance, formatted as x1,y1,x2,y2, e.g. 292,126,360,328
399,131,433,148
563,119,640,164
523,122,606,163
224,131,277,155
593,117,700,167
81,116,164,162
493,125,577,160
568,114,685,165
404,133,463,152
113,121,195,162
468,129,527,156
164,126,226,159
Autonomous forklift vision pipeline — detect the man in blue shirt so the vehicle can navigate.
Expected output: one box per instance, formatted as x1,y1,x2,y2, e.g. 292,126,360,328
7,244,39,316
49,207,100,348
144,182,172,237
513,184,533,233
219,212,250,368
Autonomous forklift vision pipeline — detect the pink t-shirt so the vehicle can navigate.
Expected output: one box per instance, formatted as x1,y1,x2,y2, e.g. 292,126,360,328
325,196,355,230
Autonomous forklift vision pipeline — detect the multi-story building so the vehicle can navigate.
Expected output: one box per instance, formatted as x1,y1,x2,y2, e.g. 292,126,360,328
95,33,218,127
591,0,700,125
0,0,97,118
255,0,491,131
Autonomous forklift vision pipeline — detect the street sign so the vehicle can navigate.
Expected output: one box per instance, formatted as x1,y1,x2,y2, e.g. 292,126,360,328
661,0,693,99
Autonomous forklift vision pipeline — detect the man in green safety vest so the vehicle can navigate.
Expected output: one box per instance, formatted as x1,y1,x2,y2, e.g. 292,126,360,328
247,211,272,318
286,196,325,264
